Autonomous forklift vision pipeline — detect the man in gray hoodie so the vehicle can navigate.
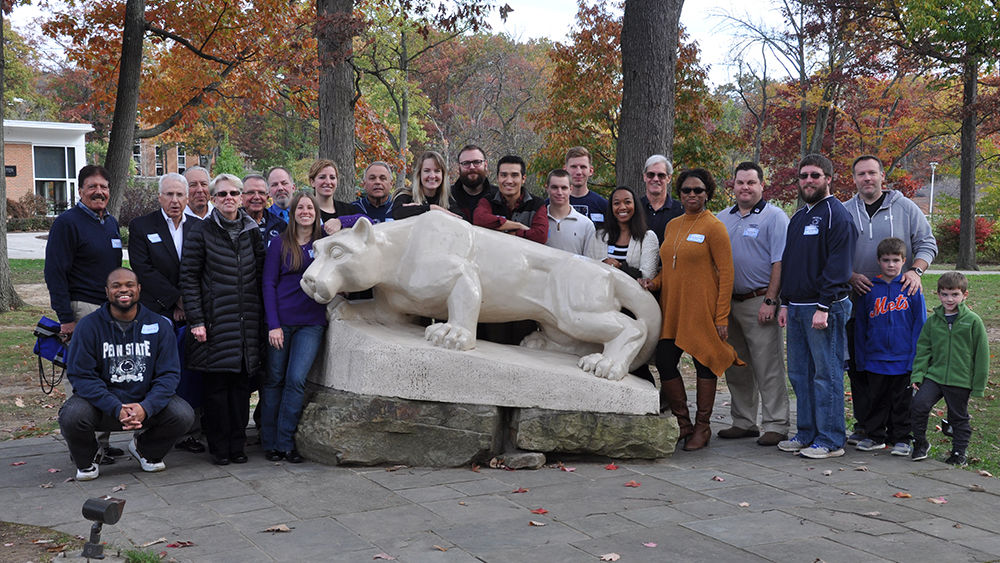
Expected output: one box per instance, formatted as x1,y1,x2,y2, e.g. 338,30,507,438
843,155,937,445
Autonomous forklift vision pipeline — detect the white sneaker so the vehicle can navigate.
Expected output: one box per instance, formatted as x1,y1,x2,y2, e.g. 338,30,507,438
128,439,166,472
799,445,846,459
76,463,99,481
777,437,807,452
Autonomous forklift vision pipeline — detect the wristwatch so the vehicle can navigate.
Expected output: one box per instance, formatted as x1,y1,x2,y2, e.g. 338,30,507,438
763,297,777,306
910,266,924,277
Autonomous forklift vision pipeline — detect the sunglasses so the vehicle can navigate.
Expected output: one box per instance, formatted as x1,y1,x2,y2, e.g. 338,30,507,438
680,187,706,194
214,190,242,198
798,172,825,180
645,172,668,180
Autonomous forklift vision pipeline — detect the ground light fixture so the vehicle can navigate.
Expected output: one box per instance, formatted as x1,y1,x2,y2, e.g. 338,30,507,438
81,496,126,560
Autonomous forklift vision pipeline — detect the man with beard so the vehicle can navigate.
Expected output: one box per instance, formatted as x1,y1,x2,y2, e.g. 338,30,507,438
183,167,213,219
777,154,857,460
451,144,497,222
266,167,295,223
242,173,287,244
57,267,194,480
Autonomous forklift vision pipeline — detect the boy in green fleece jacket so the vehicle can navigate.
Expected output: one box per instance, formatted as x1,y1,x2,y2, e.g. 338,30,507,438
910,272,990,465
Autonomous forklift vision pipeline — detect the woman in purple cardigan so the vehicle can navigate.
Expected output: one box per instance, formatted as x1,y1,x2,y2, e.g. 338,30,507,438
260,192,327,463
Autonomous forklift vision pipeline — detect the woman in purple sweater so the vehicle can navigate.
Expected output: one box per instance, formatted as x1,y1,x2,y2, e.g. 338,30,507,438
260,192,327,463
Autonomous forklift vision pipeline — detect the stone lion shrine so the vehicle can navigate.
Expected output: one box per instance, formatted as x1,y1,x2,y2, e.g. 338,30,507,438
295,212,677,467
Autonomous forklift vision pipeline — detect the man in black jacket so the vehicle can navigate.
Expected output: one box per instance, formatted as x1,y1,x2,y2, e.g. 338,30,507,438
128,173,205,454
451,144,497,222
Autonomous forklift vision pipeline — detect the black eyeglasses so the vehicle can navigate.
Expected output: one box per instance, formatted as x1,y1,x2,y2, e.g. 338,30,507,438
798,172,825,180
214,190,242,198
645,172,668,180
680,187,706,194
459,159,485,168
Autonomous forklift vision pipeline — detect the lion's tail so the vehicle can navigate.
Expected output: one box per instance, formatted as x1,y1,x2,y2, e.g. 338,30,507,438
611,271,662,371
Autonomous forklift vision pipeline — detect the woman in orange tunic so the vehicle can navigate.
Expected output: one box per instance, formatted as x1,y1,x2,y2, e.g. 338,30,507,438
642,168,741,451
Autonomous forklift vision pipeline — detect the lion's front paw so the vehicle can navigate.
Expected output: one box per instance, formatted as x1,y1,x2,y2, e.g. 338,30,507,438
577,353,627,381
424,322,475,350
520,331,548,350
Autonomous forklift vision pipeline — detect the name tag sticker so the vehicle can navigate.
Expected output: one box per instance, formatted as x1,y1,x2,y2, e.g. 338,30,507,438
147,233,162,243
743,227,759,238
687,233,706,243
590,213,605,223
803,225,819,236
308,249,315,259
141,324,159,334
111,238,123,248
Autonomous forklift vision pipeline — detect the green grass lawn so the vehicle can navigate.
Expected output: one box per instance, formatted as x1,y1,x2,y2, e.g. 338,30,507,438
9,259,46,285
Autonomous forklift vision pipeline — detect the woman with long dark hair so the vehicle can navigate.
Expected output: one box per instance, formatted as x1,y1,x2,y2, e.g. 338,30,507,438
260,192,328,463
596,186,659,280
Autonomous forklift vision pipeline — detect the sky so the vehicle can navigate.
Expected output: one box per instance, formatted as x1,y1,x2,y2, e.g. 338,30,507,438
488,0,781,87
11,0,781,87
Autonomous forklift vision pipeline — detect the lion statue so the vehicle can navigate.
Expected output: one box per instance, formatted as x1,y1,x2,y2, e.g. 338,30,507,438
301,212,661,381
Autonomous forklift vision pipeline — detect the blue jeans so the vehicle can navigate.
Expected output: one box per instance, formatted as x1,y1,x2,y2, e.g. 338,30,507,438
785,299,851,449
260,325,325,452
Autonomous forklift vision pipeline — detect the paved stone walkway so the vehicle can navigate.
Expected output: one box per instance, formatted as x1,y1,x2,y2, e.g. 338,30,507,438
4,392,1000,562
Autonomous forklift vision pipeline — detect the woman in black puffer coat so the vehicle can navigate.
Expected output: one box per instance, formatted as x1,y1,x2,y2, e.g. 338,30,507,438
180,173,265,465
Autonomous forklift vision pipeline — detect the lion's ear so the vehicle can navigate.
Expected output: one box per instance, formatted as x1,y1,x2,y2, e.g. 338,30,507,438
353,217,375,244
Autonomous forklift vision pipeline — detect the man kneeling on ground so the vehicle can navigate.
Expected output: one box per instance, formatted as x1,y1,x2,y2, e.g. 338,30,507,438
58,268,194,481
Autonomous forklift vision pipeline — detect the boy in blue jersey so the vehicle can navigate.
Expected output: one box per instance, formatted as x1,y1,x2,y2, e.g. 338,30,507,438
853,238,926,456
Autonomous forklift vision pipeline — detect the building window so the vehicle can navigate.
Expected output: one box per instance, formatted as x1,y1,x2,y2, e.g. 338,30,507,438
132,142,142,174
155,145,164,176
33,146,73,214
177,144,186,173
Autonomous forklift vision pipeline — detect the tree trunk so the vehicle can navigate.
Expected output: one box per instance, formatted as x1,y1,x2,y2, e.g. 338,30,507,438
317,0,357,201
104,0,145,219
956,58,978,270
0,10,26,311
616,0,683,192
396,29,409,192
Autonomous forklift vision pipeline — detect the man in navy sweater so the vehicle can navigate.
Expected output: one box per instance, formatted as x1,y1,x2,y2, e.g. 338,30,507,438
58,268,194,481
45,164,124,461
777,154,858,459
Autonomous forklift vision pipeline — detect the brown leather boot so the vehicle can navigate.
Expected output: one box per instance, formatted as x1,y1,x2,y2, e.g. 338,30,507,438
683,377,717,451
660,377,693,443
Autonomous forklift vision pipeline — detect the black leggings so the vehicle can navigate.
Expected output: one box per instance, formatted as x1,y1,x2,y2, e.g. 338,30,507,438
655,339,715,381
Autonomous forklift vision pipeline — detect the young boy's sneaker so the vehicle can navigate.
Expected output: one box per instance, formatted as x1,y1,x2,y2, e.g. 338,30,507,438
799,445,846,459
855,439,887,452
846,430,866,446
75,463,99,481
777,437,807,452
940,419,954,437
911,439,930,461
890,442,912,456
946,451,968,466
128,439,166,473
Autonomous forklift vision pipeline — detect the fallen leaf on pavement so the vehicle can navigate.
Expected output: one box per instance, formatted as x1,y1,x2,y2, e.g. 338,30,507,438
600,554,621,561
624,480,641,487
643,542,657,547
373,553,396,560
432,545,448,552
822,470,832,476
561,466,576,472
385,465,407,472
927,497,948,504
969,484,986,492
166,541,194,548
855,466,869,472
14,397,24,407
64,477,74,483
40,482,53,488
862,511,882,517
140,538,168,548
489,457,503,469
528,520,546,527
892,492,912,498
458,501,467,506
261,525,292,533
47,468,60,473
738,502,750,507
112,484,127,492
843,491,858,496
954,523,963,529
978,470,994,478
10,461,25,466
3,542,13,547
45,544,67,553
32,539,52,544
711,475,725,482
530,508,548,515
470,464,480,473
512,487,529,494
604,463,618,470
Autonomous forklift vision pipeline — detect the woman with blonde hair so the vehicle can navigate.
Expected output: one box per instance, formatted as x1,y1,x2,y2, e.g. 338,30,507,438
393,150,459,219
309,159,363,235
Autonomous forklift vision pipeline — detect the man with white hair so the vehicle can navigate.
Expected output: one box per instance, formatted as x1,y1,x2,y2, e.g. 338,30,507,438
128,173,206,453
640,154,683,244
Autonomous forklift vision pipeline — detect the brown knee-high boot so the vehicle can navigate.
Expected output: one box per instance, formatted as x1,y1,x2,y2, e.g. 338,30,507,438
683,377,717,451
660,377,693,443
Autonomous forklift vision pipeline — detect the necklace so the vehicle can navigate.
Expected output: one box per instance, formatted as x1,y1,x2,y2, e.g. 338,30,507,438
671,211,704,269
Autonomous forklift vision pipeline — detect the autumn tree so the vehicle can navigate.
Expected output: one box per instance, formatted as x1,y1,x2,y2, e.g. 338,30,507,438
0,4,26,310
617,0,684,191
